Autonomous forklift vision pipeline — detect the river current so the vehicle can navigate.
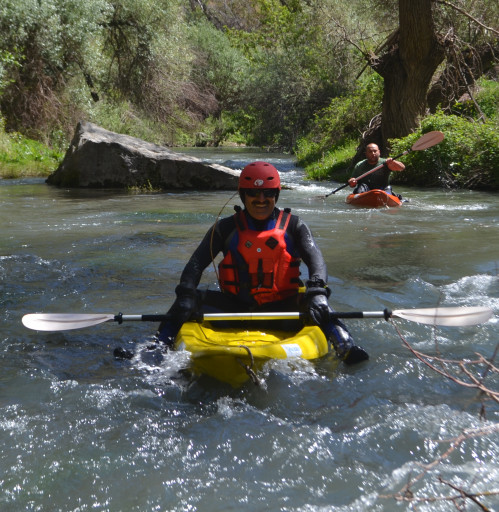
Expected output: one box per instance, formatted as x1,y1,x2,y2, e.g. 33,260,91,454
1,147,498,511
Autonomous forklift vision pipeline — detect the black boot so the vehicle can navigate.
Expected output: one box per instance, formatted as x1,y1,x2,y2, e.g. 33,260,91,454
113,346,134,359
342,345,369,365
327,321,369,365
156,320,177,348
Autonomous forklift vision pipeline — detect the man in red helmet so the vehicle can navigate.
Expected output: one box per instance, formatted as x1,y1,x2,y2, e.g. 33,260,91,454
156,161,368,365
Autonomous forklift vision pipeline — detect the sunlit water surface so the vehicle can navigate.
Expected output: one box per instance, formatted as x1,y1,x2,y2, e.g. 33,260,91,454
1,148,498,511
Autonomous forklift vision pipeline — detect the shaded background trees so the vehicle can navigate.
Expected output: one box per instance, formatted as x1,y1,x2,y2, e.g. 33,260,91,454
0,0,497,183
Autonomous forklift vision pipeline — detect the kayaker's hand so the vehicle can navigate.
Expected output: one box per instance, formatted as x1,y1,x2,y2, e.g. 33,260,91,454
308,294,330,326
386,158,405,171
348,178,357,187
174,285,198,323
305,285,331,327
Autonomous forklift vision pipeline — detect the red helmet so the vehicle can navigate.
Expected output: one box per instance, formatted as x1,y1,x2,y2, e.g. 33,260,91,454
239,161,281,190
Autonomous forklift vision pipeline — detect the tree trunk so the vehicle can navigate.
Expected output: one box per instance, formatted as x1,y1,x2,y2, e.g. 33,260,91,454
371,0,445,151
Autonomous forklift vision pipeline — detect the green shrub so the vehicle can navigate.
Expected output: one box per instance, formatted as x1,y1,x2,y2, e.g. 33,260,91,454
0,120,63,178
299,139,358,181
295,72,383,170
475,77,499,120
390,111,499,189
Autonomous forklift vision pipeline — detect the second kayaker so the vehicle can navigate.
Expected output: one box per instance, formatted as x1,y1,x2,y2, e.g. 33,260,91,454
348,142,405,198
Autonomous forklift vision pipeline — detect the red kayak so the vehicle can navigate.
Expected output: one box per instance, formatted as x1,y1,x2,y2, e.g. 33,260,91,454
346,189,402,208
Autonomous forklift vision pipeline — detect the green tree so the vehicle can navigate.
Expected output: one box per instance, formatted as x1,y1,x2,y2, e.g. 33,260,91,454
100,0,194,123
0,0,108,138
208,0,355,147
329,0,499,150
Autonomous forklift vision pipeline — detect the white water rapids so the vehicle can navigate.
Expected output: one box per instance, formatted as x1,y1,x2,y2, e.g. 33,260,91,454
1,148,498,511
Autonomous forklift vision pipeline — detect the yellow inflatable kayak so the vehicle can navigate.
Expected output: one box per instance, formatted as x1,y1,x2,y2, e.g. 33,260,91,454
174,312,330,387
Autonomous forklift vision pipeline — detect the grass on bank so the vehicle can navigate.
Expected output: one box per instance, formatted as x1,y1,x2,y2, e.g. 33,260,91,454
0,127,63,178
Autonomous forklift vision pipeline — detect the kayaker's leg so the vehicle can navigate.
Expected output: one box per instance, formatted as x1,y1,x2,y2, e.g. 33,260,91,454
298,292,369,365
324,317,369,365
116,292,200,358
156,315,181,347
353,183,370,194
156,291,202,346
384,185,402,200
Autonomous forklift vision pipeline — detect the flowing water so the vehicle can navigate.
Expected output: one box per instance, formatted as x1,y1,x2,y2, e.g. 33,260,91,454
1,148,498,511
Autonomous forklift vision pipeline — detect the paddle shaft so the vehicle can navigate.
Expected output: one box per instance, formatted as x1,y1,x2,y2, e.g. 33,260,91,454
113,311,387,323
22,305,492,331
22,310,392,330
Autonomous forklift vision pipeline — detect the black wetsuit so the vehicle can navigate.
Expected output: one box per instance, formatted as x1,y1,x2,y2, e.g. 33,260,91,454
158,207,368,364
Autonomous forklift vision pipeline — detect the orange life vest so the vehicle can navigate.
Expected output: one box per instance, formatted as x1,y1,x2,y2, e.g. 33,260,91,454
218,209,302,305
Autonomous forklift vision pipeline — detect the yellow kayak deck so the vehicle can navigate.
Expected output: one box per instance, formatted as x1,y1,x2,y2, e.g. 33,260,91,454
175,320,330,387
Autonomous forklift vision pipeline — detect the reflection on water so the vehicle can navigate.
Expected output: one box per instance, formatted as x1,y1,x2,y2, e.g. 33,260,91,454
1,151,498,511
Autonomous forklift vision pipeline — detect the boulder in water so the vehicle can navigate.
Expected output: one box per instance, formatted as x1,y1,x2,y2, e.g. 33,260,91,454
46,121,240,190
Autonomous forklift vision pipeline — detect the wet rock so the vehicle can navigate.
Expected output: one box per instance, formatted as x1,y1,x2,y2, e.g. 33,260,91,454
46,121,240,190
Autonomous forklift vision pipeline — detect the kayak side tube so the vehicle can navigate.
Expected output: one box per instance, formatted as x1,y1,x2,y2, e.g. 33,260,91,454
175,320,330,387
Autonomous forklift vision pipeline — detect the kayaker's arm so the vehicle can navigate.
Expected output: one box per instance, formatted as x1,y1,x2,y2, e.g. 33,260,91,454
386,158,405,171
177,217,235,291
293,218,328,286
290,217,336,332
158,220,232,331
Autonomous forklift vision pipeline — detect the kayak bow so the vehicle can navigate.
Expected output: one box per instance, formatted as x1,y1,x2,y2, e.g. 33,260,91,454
346,189,402,208
174,318,330,387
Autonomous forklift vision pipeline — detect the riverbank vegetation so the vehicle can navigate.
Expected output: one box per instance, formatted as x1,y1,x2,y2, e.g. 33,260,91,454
299,78,499,190
0,0,498,188
0,120,63,178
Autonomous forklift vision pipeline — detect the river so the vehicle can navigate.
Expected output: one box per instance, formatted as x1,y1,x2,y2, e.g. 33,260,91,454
1,147,498,511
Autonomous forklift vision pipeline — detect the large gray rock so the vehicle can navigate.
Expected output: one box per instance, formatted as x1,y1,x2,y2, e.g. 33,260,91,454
46,121,240,189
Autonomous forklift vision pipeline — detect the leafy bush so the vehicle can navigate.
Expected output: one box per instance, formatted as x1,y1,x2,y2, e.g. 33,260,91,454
296,72,383,175
390,111,499,189
475,78,499,120
0,120,63,178
297,138,358,181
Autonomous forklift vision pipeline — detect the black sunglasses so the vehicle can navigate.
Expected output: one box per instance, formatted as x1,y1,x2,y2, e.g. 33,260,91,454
243,189,278,198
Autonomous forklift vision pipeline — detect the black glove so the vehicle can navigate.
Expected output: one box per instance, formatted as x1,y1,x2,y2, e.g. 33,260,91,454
174,285,198,324
305,284,331,327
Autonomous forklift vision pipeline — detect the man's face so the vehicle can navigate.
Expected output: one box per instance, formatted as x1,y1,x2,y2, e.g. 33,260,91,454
243,189,277,220
365,144,380,164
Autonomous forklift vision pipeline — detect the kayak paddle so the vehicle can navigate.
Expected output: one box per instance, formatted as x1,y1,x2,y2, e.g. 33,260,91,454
22,306,493,331
324,130,445,198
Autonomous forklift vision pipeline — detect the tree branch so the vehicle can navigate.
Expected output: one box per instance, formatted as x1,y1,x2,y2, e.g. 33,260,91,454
390,320,499,403
438,476,493,511
436,0,499,37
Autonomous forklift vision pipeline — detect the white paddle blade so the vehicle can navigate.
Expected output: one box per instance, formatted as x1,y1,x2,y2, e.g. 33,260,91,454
22,313,115,331
411,131,444,151
393,307,493,327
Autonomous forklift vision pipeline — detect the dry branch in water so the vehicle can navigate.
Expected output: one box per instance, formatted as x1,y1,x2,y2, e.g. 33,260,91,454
392,321,498,405
379,321,498,509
